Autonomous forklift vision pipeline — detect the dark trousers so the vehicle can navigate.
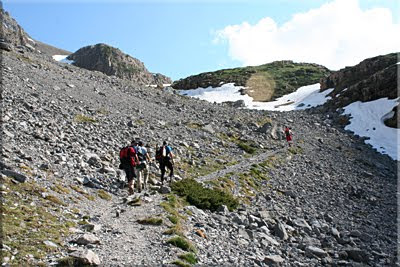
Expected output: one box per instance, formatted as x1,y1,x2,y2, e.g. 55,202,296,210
160,159,173,183
124,164,136,182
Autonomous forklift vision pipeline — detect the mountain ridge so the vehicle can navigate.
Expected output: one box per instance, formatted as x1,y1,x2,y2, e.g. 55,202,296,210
172,60,331,101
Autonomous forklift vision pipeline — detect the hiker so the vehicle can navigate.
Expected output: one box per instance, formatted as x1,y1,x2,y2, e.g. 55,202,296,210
119,140,139,195
136,141,151,191
156,141,174,185
284,126,293,147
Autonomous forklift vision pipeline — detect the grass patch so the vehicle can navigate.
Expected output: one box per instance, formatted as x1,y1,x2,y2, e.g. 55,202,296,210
57,256,93,266
237,140,257,154
51,183,71,194
137,217,163,225
288,145,303,155
171,179,238,212
97,189,112,201
74,114,97,123
178,253,197,264
167,236,196,253
45,195,66,206
1,177,73,265
168,215,179,224
172,260,191,267
161,194,186,236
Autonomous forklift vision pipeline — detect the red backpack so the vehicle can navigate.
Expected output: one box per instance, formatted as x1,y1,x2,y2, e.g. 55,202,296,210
119,146,136,168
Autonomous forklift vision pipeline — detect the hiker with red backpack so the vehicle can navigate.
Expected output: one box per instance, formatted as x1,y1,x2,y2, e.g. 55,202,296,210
119,140,139,195
284,126,293,147
155,141,174,185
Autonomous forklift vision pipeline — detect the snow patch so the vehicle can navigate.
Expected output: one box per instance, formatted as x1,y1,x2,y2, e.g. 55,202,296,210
342,97,399,160
52,55,74,64
248,83,333,111
178,83,253,105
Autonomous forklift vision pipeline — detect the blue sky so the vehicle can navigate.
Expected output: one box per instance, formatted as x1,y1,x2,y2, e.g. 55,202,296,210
3,0,399,81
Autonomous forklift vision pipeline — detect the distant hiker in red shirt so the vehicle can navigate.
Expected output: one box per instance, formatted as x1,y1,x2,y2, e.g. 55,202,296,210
284,126,293,147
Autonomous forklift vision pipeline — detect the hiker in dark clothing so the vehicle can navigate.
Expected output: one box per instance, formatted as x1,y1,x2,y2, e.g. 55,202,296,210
157,141,174,184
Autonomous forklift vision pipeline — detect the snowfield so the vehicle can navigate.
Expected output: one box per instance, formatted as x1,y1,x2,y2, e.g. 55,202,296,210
179,83,399,160
52,55,74,64
342,98,399,160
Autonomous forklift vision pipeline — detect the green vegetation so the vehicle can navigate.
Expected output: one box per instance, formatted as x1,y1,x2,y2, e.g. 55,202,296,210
74,114,97,123
167,236,196,253
1,177,74,265
45,195,66,206
174,60,331,101
70,185,95,201
237,141,257,154
171,179,239,212
137,217,163,225
172,260,191,267
161,194,186,236
51,183,71,194
288,145,304,155
178,253,198,265
97,189,112,201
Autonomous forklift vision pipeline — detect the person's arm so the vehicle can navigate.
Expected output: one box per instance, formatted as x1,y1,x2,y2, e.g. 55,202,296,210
169,148,174,164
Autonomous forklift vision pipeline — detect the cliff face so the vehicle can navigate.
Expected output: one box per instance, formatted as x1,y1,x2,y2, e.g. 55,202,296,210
67,44,171,85
320,53,398,104
0,8,70,55
320,52,398,128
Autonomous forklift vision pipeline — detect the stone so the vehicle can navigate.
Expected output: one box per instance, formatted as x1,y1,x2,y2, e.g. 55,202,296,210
346,248,369,263
75,233,100,245
69,249,101,265
1,170,27,183
273,222,289,240
263,255,284,266
217,205,230,215
43,240,58,248
306,246,328,258
291,218,312,232
159,186,171,194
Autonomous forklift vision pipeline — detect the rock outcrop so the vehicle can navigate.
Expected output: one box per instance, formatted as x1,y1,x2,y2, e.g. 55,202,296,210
320,52,398,128
67,43,171,85
320,53,398,105
0,7,71,55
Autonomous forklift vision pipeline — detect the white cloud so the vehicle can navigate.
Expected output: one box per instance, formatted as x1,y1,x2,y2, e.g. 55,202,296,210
215,0,400,70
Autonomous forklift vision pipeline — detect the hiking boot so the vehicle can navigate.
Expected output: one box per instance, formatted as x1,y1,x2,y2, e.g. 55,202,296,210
128,187,134,195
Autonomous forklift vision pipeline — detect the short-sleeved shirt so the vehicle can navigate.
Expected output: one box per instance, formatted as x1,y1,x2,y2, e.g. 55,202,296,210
137,146,148,164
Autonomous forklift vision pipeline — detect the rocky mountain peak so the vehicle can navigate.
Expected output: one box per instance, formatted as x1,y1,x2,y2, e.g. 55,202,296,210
0,7,36,49
67,43,171,85
320,52,398,127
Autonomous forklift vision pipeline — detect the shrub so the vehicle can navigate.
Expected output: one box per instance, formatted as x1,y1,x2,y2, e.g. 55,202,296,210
171,179,238,212
237,141,257,154
137,217,163,225
74,114,97,123
167,236,196,253
97,189,112,201
178,253,197,264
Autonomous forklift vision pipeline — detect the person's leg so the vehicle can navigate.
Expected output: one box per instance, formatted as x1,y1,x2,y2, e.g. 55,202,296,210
167,161,174,181
160,162,166,184
136,167,141,193
126,166,134,195
143,164,149,190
